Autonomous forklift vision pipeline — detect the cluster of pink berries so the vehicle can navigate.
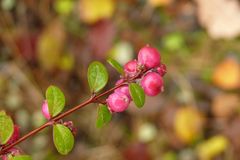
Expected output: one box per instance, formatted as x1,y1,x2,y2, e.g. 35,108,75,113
0,45,166,159
107,45,166,113
41,45,166,115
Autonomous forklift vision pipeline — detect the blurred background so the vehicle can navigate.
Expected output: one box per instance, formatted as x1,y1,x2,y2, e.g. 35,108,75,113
0,0,240,159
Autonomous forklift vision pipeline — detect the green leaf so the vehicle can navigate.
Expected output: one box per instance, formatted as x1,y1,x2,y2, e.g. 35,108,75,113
0,113,14,144
107,58,124,74
53,124,74,155
10,155,32,160
46,85,65,117
96,104,112,128
87,61,108,93
129,83,145,108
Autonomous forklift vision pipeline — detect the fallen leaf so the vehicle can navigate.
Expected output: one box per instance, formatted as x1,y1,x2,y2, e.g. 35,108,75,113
148,0,173,7
123,143,152,160
196,135,228,160
37,20,65,71
212,93,240,117
78,0,115,24
196,0,240,39
174,107,204,144
212,57,240,90
16,32,38,62
88,20,116,59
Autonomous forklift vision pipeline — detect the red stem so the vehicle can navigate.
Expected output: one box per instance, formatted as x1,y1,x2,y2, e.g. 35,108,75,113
0,67,147,155
0,83,126,155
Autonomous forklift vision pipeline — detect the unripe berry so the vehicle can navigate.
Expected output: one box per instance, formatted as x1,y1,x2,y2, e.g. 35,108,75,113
156,64,167,76
7,125,20,144
124,59,138,77
107,92,130,112
41,100,51,120
138,46,161,69
141,72,164,96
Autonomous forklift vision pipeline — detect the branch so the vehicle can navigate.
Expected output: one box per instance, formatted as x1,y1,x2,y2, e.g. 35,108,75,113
0,66,147,155
0,82,126,155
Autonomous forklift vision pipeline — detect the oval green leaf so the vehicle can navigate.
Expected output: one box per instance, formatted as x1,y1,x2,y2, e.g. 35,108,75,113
53,124,74,155
129,83,145,108
10,155,32,160
46,85,65,117
96,104,112,128
107,58,124,74
0,113,14,144
87,61,108,93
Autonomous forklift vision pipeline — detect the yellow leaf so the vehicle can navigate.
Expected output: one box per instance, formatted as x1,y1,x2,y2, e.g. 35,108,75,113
78,0,115,24
148,0,173,7
58,53,75,71
197,135,228,160
174,107,204,144
213,58,240,90
37,20,65,71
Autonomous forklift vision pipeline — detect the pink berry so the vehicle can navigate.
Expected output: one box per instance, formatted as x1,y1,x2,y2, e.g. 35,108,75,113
115,79,124,85
138,46,161,69
124,60,138,77
115,86,131,99
7,125,20,144
1,155,8,160
156,64,167,76
107,92,130,112
115,79,131,99
141,72,164,96
8,148,20,156
41,100,51,120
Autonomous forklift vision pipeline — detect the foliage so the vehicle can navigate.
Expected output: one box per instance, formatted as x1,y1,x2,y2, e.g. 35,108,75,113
0,0,240,159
